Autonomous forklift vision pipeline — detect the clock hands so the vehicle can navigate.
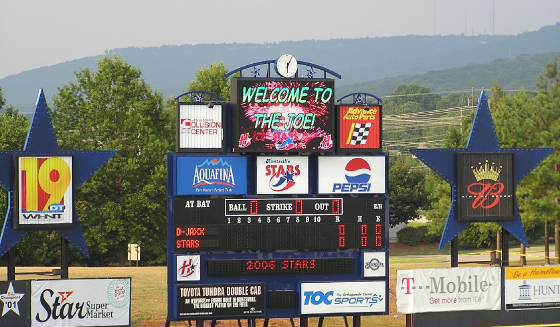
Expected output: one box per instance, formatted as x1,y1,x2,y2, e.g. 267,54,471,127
286,57,292,75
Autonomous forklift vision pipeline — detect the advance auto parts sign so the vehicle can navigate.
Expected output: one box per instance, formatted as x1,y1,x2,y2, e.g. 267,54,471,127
397,267,501,314
338,105,381,151
31,278,130,327
300,281,385,314
505,266,560,310
177,284,265,318
233,78,335,153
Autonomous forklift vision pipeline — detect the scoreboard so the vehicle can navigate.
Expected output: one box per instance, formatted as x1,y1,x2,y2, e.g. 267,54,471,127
174,197,385,251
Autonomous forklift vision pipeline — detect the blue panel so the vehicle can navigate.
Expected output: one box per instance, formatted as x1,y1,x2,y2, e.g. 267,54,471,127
174,156,247,195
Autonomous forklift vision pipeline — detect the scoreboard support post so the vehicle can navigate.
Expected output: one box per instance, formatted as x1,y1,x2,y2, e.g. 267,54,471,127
7,247,15,281
61,237,69,279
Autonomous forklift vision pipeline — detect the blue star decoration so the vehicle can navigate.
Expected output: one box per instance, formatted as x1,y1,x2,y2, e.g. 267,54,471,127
0,89,116,258
410,91,554,250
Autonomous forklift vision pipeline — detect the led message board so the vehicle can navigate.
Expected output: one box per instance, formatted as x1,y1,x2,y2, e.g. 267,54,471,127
177,104,225,152
231,78,335,153
174,196,385,252
14,156,74,229
457,153,514,222
338,105,382,152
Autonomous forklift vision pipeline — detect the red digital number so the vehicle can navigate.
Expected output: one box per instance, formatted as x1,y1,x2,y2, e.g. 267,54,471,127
375,224,382,235
361,224,367,235
338,224,345,236
249,200,258,214
375,235,382,247
338,236,345,248
361,236,368,247
331,199,341,214
295,200,303,214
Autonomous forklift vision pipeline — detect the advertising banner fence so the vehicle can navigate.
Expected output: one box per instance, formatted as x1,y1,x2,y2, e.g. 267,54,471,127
397,267,501,314
31,278,130,327
505,266,560,310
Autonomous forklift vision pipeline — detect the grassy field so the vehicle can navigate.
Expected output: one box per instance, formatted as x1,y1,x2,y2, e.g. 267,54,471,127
1,243,557,327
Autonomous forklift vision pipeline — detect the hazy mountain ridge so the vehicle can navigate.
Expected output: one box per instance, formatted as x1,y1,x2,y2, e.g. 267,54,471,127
338,52,560,98
2,23,560,112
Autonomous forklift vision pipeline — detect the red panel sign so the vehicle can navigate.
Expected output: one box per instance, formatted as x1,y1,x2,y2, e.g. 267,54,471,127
338,105,381,151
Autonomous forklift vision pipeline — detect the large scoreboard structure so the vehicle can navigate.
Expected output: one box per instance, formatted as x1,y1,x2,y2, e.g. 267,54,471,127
167,58,388,325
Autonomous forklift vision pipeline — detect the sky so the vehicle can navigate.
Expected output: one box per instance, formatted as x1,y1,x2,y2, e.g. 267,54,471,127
1,0,560,79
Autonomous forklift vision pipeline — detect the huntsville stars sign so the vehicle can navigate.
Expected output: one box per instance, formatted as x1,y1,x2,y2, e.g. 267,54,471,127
0,90,116,257
410,91,554,249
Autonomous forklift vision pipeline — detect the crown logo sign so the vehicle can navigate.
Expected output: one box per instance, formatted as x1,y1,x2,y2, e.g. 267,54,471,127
471,160,502,181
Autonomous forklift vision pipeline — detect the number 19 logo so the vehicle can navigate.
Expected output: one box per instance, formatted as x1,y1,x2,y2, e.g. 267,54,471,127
17,156,73,226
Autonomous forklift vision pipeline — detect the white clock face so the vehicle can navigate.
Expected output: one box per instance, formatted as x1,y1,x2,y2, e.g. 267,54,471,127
276,54,298,78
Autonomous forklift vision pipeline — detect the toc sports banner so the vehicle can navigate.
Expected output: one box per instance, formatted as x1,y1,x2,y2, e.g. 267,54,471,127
300,281,385,314
31,278,130,327
505,266,560,310
397,267,501,314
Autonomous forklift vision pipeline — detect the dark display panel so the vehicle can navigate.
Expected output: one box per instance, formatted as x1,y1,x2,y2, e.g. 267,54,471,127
457,153,514,222
207,258,355,276
232,78,335,153
174,197,385,252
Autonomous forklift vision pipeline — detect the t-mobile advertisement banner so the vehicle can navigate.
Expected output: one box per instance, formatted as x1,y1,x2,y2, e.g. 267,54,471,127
397,267,501,314
505,266,560,310
300,281,386,314
31,278,131,327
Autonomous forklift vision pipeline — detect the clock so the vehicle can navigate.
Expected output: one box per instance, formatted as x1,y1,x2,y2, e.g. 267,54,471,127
276,54,298,78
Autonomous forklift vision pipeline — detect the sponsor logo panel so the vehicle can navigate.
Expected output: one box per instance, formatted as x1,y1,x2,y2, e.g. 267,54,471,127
178,104,223,150
457,153,514,222
505,266,560,310
176,156,247,195
318,156,385,194
30,278,130,327
177,255,201,281
363,252,386,278
0,281,31,327
396,267,501,314
177,284,265,317
300,281,386,314
256,157,308,194
338,105,381,150
17,156,73,226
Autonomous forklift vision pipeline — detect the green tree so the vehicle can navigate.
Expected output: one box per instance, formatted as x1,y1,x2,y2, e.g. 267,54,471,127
389,155,428,227
384,84,441,114
52,55,174,265
186,62,231,101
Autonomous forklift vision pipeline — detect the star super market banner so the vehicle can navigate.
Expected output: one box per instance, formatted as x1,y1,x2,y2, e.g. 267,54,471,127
317,156,385,194
31,278,130,327
397,267,501,314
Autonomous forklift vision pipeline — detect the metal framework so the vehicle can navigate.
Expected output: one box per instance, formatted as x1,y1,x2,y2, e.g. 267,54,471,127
337,92,382,105
224,59,341,79
174,91,223,103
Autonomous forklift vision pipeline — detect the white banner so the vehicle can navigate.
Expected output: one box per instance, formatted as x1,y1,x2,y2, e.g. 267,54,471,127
397,267,501,314
31,278,130,327
317,156,385,194
256,156,308,194
505,266,560,310
300,281,385,314
178,104,223,149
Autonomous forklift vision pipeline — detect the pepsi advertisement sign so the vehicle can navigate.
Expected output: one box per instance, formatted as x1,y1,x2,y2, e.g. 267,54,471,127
175,156,247,195
256,156,309,194
317,156,386,194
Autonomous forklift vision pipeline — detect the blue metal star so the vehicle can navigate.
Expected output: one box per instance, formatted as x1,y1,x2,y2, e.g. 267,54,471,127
410,91,554,249
0,89,116,258
193,94,202,103
251,67,261,77
306,68,314,78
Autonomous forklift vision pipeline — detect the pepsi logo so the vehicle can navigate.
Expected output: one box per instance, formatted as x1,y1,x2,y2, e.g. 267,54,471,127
345,158,371,183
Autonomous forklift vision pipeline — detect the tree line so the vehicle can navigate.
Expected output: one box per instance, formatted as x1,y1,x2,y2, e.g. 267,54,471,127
0,56,558,265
